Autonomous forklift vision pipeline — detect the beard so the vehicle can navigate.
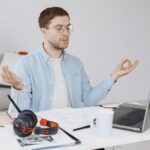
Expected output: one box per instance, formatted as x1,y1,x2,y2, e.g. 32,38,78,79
48,39,69,50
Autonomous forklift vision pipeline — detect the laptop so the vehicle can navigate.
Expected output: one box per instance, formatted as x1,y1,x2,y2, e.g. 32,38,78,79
113,92,150,132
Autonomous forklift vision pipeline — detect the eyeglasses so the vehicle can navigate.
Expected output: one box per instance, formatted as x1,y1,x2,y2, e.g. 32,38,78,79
54,24,74,33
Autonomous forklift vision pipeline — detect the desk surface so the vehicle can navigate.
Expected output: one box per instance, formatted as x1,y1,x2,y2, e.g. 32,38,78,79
1,107,150,150
0,128,22,150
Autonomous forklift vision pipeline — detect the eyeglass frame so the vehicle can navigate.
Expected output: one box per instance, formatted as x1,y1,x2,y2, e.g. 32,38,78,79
48,24,74,33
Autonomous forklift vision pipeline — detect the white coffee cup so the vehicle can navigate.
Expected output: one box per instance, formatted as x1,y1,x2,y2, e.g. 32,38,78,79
90,108,114,137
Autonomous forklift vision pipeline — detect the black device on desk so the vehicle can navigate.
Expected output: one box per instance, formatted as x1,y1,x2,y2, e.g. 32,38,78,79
7,95,59,137
113,92,150,132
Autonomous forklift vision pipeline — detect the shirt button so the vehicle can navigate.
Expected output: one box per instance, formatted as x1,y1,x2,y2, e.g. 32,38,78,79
107,89,111,92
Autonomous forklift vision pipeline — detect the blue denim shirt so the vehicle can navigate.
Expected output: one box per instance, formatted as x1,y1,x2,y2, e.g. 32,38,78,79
9,47,114,112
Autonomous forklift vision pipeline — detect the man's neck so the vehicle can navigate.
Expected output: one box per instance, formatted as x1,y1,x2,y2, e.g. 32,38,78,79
43,43,63,58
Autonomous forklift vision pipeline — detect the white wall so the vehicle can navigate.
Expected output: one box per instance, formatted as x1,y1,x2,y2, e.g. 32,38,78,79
0,0,150,104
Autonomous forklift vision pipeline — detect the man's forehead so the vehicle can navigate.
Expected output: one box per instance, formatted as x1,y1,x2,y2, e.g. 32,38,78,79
49,16,70,26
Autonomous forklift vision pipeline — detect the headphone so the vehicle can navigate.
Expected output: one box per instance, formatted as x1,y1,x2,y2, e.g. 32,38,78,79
13,109,59,137
7,95,59,137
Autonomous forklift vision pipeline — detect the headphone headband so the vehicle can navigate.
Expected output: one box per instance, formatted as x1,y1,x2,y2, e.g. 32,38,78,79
34,119,59,135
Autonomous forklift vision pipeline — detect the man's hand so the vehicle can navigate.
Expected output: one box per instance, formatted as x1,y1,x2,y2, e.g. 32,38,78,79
112,59,139,82
1,66,23,90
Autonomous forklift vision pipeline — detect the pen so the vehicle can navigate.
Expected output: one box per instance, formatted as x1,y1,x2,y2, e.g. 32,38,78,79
59,127,81,144
73,125,90,131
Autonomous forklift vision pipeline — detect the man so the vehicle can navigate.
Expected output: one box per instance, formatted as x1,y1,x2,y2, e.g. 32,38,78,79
1,7,138,112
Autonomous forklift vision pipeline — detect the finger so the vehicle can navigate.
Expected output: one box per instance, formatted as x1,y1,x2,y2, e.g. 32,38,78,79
116,58,128,69
133,59,139,66
2,66,10,76
7,69,17,82
122,60,132,68
2,65,8,69
9,70,19,81
131,60,139,70
2,66,8,73
1,72,11,83
3,68,14,82
119,58,130,66
1,66,15,84
120,59,131,70
121,58,129,64
126,60,139,72
1,67,9,80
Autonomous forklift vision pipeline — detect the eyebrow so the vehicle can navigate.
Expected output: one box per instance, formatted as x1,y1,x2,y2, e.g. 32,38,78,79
55,23,71,26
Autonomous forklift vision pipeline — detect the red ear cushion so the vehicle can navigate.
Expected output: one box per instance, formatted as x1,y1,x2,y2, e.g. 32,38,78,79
40,119,58,128
50,122,58,128
40,118,47,126
13,116,33,137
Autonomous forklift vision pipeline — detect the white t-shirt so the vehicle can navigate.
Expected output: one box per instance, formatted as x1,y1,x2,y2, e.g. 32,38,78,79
51,57,70,109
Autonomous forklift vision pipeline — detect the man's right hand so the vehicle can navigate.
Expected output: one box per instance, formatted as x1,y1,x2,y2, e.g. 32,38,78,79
1,66,23,90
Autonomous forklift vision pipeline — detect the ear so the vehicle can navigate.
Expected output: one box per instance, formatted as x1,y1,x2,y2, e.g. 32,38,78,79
40,28,48,35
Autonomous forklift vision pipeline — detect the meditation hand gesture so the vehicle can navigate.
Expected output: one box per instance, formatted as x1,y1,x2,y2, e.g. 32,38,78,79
1,66,23,90
112,59,139,81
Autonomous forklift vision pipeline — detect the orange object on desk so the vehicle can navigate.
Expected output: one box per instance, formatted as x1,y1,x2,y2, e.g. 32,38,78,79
18,51,28,55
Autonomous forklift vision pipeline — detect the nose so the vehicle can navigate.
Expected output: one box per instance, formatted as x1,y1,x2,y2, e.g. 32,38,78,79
61,29,70,38
62,27,70,34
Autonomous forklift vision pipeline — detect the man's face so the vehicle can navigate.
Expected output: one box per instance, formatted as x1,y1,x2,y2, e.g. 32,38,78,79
41,16,71,50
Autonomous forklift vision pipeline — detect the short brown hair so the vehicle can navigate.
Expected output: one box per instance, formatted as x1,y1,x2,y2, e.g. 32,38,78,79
38,7,70,28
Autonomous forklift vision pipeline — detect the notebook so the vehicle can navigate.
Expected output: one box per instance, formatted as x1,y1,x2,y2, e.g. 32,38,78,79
113,92,150,132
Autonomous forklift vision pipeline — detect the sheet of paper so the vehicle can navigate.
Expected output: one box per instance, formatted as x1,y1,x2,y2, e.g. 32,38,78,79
37,107,100,131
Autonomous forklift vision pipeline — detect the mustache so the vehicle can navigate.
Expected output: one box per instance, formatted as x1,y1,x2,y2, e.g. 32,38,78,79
60,38,68,41
60,36,69,41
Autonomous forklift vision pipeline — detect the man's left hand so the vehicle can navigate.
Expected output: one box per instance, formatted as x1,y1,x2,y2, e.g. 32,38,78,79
112,59,139,82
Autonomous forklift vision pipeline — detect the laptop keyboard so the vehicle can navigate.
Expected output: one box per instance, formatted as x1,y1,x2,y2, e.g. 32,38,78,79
116,109,145,127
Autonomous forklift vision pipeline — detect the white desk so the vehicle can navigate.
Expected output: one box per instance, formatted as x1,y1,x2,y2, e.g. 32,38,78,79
0,128,23,150
1,107,150,150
